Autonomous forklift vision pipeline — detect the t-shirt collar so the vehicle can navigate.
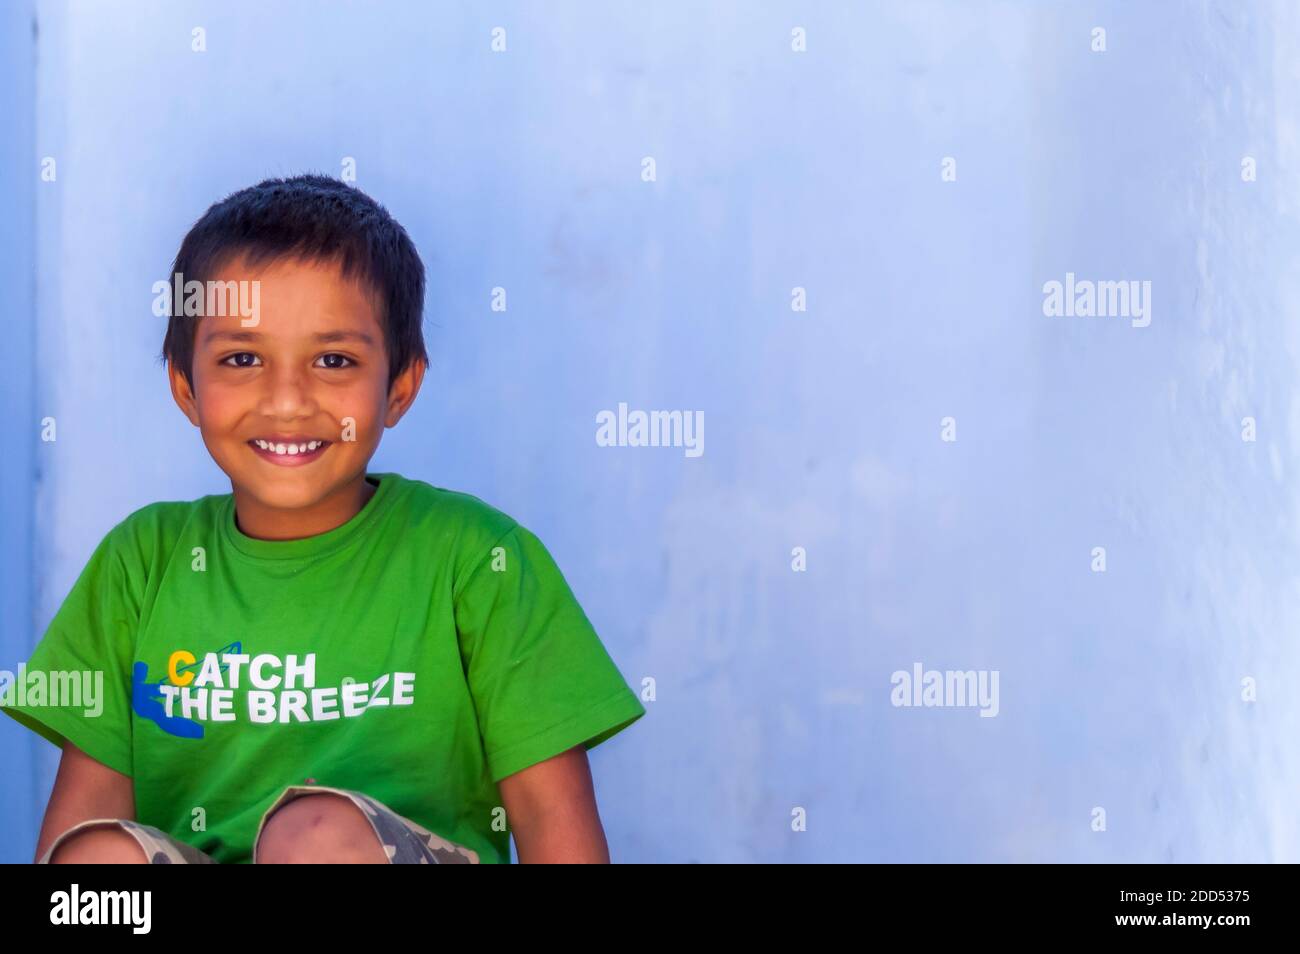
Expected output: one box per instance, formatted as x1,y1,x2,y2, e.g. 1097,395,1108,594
221,472,398,562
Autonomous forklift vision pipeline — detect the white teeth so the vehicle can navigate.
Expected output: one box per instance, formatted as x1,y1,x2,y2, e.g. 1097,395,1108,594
253,439,325,455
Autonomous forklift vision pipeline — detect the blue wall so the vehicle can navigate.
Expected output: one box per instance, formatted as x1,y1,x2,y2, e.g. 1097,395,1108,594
3,0,1299,862
0,0,38,861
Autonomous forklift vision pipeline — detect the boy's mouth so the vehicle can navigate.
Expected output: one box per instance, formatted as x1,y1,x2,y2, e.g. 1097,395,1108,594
247,437,331,466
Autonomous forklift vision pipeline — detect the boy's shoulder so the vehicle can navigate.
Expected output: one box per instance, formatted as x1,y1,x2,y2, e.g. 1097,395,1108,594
381,473,526,577
387,472,518,539
99,495,208,558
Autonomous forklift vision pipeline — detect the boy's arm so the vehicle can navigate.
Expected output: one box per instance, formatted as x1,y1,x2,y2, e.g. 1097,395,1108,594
34,741,135,863
498,745,611,863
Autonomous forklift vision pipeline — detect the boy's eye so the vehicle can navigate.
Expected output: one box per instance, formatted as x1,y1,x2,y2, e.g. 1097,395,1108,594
218,353,355,369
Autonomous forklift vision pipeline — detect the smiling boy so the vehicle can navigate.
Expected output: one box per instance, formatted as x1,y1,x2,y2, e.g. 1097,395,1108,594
0,174,645,864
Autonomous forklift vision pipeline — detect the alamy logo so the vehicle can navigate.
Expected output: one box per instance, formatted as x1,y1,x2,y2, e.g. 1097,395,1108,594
151,272,260,326
890,662,1000,717
1042,272,1151,327
596,402,704,458
50,884,151,934
0,664,103,717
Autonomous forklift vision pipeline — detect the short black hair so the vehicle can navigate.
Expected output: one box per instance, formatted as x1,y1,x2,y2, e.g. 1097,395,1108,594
159,173,427,393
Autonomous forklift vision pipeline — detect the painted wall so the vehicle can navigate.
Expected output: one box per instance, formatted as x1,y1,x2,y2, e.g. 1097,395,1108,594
3,0,1298,862
0,0,38,861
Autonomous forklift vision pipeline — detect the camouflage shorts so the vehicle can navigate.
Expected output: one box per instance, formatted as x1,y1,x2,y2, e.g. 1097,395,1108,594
37,783,480,864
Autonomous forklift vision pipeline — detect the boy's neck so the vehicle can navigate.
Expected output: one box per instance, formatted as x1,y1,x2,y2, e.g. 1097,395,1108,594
231,475,377,542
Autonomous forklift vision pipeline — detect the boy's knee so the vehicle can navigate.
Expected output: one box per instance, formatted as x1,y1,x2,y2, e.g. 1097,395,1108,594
48,824,148,864
255,793,387,864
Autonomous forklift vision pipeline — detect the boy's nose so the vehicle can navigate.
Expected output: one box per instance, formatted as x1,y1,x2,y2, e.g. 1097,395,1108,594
261,368,317,414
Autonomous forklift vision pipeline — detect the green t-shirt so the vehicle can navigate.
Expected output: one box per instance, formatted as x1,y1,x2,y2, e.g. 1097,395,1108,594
0,472,644,863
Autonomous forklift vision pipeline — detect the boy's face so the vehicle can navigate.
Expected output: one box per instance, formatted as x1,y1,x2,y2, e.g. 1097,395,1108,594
169,253,423,518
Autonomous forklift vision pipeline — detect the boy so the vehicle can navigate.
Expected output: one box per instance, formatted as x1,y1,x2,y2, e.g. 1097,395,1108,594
0,174,645,864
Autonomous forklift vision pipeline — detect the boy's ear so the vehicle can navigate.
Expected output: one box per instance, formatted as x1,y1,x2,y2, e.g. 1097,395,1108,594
167,358,202,427
384,357,426,428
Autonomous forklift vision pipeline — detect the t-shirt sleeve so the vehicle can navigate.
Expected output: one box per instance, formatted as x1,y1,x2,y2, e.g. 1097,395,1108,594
455,524,645,784
0,521,140,777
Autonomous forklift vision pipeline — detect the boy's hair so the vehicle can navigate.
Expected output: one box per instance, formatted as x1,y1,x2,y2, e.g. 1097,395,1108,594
159,174,427,393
